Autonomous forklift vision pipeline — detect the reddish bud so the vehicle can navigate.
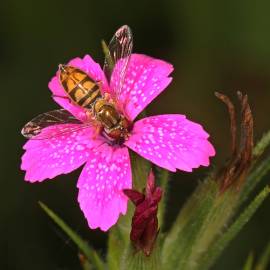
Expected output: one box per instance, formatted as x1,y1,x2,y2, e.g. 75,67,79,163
123,170,162,256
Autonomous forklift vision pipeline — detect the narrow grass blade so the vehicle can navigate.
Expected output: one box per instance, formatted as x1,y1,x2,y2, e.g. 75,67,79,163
253,130,270,159
39,202,105,270
255,241,270,270
240,155,270,203
79,253,94,270
242,253,254,270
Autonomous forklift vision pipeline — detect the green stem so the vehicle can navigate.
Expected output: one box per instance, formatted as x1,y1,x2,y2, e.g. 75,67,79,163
120,241,161,270
200,186,270,270
107,151,151,269
154,166,170,230
162,178,219,269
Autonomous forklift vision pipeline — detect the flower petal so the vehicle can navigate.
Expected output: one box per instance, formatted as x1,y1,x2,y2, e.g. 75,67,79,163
77,145,132,231
125,115,215,172
21,124,103,182
111,54,173,121
48,55,109,122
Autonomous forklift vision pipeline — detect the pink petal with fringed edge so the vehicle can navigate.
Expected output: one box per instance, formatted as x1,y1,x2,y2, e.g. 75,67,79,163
125,115,215,172
21,124,104,182
77,145,131,231
110,54,173,121
48,55,109,122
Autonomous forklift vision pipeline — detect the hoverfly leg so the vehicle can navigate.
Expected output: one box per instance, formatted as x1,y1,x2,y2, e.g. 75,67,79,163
85,110,95,121
97,81,111,102
102,91,116,105
97,80,103,90
104,92,119,109
92,123,103,139
103,92,111,102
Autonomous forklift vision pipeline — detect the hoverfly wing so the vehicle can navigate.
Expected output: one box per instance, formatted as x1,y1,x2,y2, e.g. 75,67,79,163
21,109,91,140
103,25,133,98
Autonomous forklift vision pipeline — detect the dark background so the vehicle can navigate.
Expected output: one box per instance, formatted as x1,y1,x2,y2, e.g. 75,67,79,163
2,0,270,269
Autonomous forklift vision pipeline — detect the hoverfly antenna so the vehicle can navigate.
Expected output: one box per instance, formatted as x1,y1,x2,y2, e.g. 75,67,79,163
58,64,66,72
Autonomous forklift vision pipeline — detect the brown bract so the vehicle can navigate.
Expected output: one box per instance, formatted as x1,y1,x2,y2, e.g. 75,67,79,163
123,171,162,256
215,91,253,193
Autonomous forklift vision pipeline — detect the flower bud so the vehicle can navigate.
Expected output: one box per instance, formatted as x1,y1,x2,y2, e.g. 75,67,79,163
123,170,162,256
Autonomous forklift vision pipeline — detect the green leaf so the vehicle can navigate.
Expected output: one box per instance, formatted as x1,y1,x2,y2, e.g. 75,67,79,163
101,40,114,72
255,241,270,270
240,155,270,204
39,202,105,270
253,130,270,159
243,253,254,270
200,186,270,270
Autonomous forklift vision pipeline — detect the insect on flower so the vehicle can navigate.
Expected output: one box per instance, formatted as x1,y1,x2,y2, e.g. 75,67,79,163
22,26,133,143
21,25,215,231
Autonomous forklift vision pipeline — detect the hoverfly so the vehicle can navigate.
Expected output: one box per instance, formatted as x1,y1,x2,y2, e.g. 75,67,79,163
21,25,133,143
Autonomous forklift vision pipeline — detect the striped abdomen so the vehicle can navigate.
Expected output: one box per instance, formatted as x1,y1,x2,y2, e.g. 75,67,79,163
59,65,101,109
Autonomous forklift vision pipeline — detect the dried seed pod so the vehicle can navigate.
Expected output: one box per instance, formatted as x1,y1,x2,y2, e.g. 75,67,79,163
215,91,253,193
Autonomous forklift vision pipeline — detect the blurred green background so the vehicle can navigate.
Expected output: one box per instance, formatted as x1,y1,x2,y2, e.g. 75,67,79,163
2,0,270,269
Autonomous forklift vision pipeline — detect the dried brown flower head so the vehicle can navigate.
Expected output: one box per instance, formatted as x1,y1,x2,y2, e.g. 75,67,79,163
215,91,253,193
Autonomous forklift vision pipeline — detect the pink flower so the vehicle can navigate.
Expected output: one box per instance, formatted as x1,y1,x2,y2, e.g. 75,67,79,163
21,54,215,231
